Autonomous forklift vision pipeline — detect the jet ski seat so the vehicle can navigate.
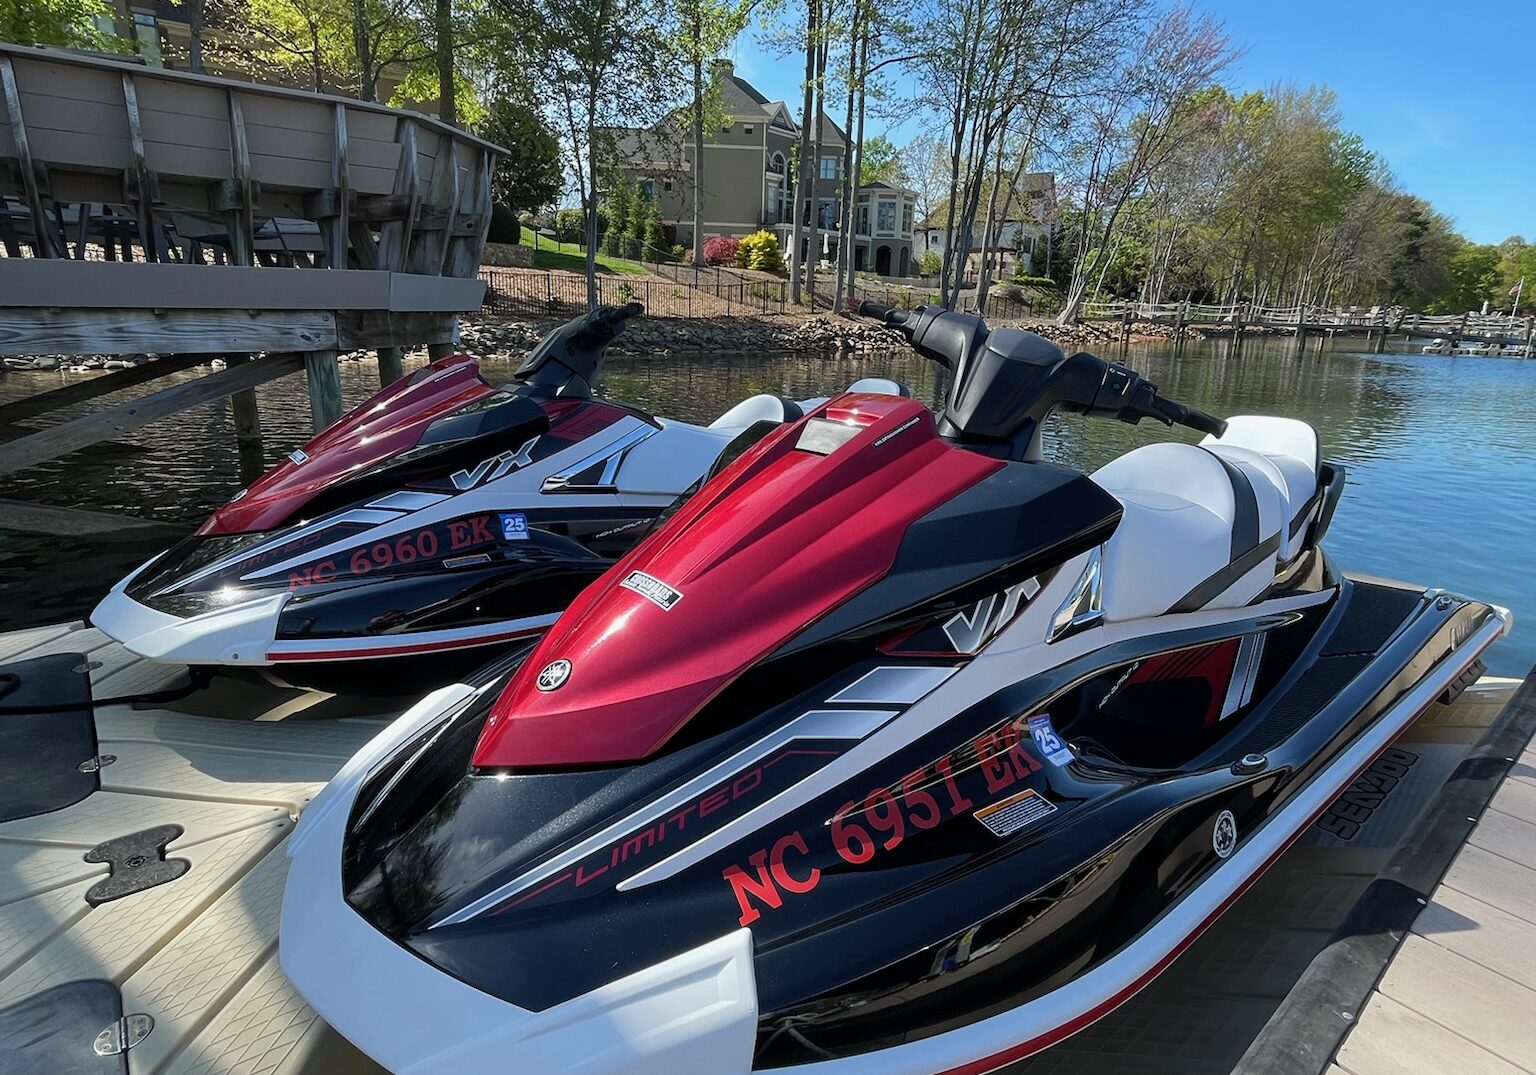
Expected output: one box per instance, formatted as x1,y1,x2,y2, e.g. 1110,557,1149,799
1200,416,1322,564
709,394,804,430
1092,442,1285,622
845,377,912,397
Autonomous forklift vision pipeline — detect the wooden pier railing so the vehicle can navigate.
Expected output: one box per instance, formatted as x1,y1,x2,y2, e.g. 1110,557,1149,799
1078,301,1535,351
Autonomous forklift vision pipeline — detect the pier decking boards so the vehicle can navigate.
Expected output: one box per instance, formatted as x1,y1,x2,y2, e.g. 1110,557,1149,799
0,623,389,1075
0,619,1529,1074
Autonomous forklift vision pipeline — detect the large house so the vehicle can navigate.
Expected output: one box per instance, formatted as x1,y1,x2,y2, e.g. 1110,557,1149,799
915,173,1057,279
608,62,920,276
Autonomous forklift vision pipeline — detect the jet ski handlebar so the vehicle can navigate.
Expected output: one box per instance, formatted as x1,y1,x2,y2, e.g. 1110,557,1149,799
512,302,645,399
854,300,1226,447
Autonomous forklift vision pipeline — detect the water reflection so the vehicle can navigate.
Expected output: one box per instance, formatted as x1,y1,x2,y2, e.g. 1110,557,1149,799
0,338,1529,673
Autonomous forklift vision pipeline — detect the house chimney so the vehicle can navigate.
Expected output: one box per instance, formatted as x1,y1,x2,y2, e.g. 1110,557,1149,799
712,58,734,78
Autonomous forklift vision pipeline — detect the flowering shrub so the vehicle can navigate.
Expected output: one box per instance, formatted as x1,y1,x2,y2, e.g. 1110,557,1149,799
703,234,741,266
735,229,785,272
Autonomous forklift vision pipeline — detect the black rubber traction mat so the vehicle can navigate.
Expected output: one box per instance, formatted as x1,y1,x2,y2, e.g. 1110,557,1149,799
0,652,100,823
84,824,190,906
1319,581,1423,656
0,979,127,1075
1211,581,1422,765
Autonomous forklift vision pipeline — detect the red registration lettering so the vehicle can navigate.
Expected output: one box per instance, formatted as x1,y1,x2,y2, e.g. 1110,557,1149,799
723,850,785,927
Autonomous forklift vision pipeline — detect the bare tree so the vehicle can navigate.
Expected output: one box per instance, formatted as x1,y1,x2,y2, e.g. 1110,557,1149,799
1056,4,1233,322
506,0,683,307
911,0,1140,311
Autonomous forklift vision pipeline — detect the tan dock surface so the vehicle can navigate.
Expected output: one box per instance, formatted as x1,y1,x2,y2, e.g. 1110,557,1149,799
0,622,388,1074
1333,701,1536,1075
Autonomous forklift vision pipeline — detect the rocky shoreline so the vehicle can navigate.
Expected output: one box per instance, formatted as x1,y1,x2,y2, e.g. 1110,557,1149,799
458,311,1195,360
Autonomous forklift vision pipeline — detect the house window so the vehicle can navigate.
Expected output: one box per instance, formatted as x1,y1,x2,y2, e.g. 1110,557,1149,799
663,177,673,192
856,202,869,234
819,156,839,180
876,200,896,233
818,199,838,229
639,178,655,199
131,9,162,65
745,124,755,134
901,202,913,235
722,122,733,133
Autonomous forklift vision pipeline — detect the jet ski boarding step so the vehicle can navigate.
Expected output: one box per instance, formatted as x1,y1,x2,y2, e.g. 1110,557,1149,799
1003,668,1534,1075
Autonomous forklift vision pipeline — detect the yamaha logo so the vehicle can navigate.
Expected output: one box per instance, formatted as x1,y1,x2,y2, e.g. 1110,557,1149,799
536,659,571,691
1212,810,1237,859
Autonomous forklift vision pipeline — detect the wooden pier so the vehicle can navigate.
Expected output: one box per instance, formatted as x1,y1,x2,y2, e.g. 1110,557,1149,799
0,42,502,526
1081,300,1536,356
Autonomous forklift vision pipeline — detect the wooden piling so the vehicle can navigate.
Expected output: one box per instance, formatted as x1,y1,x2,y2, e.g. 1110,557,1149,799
427,341,456,362
228,354,264,482
1524,317,1533,359
378,346,404,386
304,350,343,431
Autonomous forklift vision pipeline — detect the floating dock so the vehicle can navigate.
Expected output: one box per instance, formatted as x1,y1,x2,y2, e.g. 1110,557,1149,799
0,621,1530,1074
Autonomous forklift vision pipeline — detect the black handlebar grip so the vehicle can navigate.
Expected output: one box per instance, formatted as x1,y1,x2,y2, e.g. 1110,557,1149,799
857,300,894,320
1188,408,1228,438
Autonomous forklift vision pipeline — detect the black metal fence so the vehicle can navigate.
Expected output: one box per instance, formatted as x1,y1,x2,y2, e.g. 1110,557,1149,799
478,266,790,318
477,265,1052,323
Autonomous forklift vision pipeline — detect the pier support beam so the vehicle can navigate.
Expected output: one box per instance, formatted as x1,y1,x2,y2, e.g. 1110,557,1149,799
427,341,455,361
229,356,263,483
378,346,404,386
304,349,343,432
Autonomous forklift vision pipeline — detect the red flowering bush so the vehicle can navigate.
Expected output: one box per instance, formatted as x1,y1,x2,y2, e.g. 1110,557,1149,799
703,234,741,266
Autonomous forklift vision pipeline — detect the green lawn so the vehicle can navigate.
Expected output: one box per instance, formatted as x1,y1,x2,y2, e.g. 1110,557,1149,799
517,234,648,275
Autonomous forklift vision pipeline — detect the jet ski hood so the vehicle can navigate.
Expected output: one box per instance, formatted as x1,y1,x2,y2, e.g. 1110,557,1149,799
474,395,1005,768
203,355,499,535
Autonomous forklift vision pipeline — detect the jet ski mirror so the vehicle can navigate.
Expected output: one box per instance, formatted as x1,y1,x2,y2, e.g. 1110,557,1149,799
512,302,645,400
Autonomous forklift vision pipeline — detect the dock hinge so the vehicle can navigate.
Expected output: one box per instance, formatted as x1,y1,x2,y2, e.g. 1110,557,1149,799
94,1012,154,1056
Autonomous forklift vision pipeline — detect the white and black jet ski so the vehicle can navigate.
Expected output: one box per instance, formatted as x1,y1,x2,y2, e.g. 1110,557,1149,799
281,302,1509,1072
91,303,905,690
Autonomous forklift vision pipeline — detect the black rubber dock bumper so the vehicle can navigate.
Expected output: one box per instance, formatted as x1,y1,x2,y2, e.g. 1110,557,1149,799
0,652,101,822
1232,665,1536,1075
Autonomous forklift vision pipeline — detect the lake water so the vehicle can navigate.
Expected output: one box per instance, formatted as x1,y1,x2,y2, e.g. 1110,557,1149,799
1,337,1531,675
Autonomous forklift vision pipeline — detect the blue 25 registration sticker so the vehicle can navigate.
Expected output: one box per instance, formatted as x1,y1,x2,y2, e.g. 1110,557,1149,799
1027,713,1075,766
499,512,530,541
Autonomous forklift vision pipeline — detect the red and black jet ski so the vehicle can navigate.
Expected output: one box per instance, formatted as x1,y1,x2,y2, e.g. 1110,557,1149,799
281,302,1509,1072
91,304,898,690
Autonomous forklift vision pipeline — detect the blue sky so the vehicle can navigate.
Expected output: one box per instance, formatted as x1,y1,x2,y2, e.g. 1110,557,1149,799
732,0,1533,245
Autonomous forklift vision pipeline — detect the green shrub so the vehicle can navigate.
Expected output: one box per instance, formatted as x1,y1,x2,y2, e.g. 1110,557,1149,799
916,249,942,276
736,229,785,272
554,208,585,244
488,203,520,244
1010,273,1058,289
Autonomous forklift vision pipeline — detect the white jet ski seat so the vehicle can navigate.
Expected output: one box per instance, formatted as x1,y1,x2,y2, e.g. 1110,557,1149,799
713,380,912,430
1091,441,1287,622
1200,415,1323,564
846,377,912,397
709,394,804,429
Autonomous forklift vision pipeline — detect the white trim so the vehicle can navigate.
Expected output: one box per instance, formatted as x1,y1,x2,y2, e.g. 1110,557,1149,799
442,707,899,923
827,665,956,704
263,614,559,662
